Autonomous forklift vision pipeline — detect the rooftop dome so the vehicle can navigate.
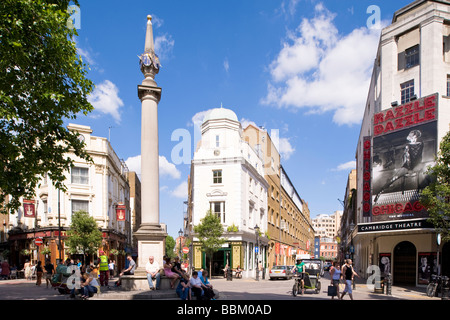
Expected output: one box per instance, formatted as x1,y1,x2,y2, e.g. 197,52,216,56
202,107,238,124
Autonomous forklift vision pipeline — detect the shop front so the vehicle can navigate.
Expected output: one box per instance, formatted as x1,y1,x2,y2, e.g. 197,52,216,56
193,238,268,278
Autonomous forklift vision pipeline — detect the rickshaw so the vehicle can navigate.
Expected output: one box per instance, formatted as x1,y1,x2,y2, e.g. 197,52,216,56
292,259,322,296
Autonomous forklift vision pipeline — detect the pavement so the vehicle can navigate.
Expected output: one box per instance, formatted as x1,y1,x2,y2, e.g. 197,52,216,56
0,274,445,301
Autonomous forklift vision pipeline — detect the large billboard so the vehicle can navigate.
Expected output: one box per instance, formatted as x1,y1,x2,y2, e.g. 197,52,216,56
370,93,438,222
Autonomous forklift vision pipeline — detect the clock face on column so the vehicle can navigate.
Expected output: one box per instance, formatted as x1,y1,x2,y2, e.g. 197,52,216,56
139,52,160,69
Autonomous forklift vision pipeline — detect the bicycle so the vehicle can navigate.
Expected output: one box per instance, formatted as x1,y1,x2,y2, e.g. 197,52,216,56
426,274,441,297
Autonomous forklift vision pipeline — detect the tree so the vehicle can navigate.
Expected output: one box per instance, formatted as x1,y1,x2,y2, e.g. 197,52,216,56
420,131,450,242
66,210,102,261
0,0,94,214
165,235,176,259
194,210,226,276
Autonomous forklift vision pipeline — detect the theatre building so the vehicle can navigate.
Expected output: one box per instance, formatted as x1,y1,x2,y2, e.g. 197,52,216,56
351,0,450,286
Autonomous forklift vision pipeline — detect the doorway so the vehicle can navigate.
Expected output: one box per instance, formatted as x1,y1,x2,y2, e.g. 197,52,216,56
393,241,416,285
204,249,231,277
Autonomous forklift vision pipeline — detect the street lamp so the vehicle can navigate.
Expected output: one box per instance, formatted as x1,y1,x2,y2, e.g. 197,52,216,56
178,228,183,260
254,224,260,281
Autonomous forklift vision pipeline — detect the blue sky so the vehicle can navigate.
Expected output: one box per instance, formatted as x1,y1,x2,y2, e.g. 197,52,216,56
72,0,413,239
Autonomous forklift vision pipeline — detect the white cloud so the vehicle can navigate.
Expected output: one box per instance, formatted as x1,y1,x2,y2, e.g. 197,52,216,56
271,130,295,160
154,34,174,61
223,58,230,73
159,155,181,179
171,181,188,199
333,161,356,171
262,3,382,126
88,80,124,123
124,155,181,179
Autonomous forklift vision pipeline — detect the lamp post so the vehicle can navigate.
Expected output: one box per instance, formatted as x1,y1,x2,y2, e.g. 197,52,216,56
178,228,183,260
255,224,260,281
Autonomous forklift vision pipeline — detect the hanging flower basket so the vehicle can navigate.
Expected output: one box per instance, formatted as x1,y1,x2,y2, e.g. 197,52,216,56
20,249,31,256
40,247,51,255
110,249,119,256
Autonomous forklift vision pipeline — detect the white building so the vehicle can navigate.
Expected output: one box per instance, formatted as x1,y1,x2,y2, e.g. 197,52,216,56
312,211,342,239
7,124,131,267
351,0,450,285
187,107,269,278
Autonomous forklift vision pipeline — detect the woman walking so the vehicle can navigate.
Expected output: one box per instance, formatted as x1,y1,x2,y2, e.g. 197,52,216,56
35,261,43,286
329,261,342,299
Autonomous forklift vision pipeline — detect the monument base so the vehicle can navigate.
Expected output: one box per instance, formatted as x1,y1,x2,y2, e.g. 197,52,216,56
133,223,167,277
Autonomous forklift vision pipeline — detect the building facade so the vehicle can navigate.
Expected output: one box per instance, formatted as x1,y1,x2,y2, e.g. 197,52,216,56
352,0,450,286
187,108,269,278
243,125,314,268
6,124,131,269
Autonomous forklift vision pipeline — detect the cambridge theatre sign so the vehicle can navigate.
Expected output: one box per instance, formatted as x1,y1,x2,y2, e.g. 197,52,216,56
360,93,438,233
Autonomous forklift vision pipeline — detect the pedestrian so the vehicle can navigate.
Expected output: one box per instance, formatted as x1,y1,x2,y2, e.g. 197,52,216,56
109,259,115,278
199,270,215,300
23,259,32,281
340,259,360,300
146,256,161,290
44,259,54,288
98,250,109,287
35,260,43,286
80,272,100,299
1,260,10,280
329,261,341,299
163,257,180,289
189,271,204,300
176,273,191,300
115,254,136,287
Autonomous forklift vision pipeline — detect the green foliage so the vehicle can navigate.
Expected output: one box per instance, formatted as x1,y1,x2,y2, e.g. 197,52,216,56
227,223,239,232
165,235,176,259
0,0,94,214
194,210,226,273
66,210,102,256
420,131,450,242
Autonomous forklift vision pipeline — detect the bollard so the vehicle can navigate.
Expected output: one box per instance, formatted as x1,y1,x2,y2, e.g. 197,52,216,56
226,269,232,281
385,273,392,295
441,276,449,300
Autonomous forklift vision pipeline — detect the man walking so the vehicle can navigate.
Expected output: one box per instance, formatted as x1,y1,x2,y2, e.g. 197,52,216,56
340,259,359,300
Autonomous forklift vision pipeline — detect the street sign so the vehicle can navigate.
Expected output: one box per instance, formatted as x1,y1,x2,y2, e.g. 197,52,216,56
35,238,43,246
255,246,259,253
182,247,189,254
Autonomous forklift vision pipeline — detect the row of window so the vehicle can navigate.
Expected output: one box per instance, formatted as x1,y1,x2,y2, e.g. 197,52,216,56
399,75,450,104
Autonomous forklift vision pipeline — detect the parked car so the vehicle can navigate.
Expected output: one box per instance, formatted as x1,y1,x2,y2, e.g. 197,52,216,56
269,265,294,280
324,262,332,271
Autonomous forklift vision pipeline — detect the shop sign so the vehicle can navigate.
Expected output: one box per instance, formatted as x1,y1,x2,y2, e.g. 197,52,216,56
358,218,434,233
116,203,126,221
371,93,438,221
23,199,35,218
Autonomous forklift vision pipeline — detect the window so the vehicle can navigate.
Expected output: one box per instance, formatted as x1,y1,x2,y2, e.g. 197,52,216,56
447,75,450,97
212,170,222,184
215,135,220,148
405,45,419,69
210,201,225,223
72,200,89,214
401,80,414,104
71,167,89,184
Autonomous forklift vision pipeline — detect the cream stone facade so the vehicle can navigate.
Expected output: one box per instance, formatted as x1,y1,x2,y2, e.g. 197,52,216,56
187,108,269,278
351,0,450,286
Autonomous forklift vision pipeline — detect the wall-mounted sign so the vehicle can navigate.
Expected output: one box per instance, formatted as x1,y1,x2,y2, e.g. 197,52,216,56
371,93,438,222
